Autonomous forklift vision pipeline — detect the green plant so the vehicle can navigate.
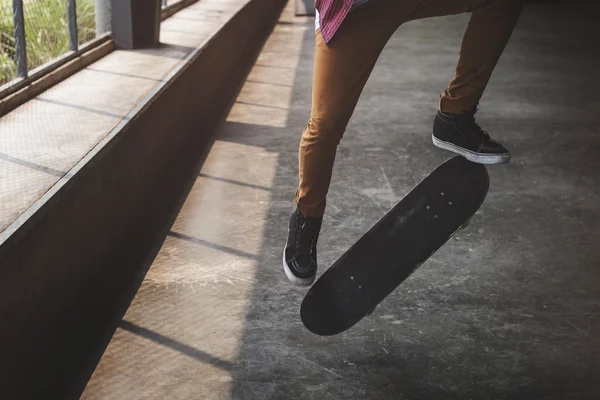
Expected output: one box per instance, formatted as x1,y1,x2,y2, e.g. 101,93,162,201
0,1,16,84
0,0,96,86
77,0,97,44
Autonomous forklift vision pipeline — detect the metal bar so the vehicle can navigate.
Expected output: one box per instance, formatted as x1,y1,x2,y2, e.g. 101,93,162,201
162,0,168,8
12,0,27,78
68,0,78,51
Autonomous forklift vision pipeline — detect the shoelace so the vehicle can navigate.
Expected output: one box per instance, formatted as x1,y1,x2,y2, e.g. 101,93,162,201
461,114,491,140
462,115,502,150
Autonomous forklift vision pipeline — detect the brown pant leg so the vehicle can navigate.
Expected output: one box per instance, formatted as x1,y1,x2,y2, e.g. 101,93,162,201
295,0,524,217
294,1,399,218
404,0,525,113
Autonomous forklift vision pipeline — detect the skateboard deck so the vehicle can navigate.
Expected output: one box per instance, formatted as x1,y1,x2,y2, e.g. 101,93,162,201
300,156,489,336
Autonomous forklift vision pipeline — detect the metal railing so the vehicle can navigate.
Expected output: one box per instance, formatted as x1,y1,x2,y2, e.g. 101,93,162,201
10,0,82,79
0,0,110,89
0,0,190,98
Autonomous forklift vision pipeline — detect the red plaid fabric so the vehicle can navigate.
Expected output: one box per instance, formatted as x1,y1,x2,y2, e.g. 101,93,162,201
315,0,354,43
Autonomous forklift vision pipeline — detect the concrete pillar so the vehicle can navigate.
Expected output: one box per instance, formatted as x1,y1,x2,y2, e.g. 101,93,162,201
95,0,111,35
111,0,161,49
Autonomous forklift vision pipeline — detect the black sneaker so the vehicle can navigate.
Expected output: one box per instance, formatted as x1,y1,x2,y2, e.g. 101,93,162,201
432,109,511,164
283,207,322,286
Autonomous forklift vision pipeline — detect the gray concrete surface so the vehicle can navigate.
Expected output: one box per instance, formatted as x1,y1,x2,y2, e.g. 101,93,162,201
85,1,600,399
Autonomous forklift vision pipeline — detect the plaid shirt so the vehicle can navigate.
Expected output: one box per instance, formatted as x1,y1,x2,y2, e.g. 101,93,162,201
315,0,355,43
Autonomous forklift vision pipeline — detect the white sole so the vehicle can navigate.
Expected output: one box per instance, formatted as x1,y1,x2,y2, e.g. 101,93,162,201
283,224,316,286
432,135,510,165
282,249,315,286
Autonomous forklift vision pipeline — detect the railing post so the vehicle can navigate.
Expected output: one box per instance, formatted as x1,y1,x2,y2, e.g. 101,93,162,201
12,0,27,78
67,0,78,51
111,0,161,49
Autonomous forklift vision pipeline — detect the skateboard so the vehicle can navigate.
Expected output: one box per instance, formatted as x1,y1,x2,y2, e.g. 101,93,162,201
300,156,489,336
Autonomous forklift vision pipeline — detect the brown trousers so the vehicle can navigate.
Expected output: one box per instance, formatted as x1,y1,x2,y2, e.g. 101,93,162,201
295,0,524,217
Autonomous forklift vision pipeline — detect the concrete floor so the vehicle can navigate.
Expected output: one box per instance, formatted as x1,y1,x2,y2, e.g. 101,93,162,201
83,1,600,399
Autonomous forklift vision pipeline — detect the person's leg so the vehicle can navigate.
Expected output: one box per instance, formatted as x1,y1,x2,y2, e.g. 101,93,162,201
294,5,397,219
284,0,403,285
284,0,524,285
297,0,524,218
433,0,525,113
413,0,525,163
